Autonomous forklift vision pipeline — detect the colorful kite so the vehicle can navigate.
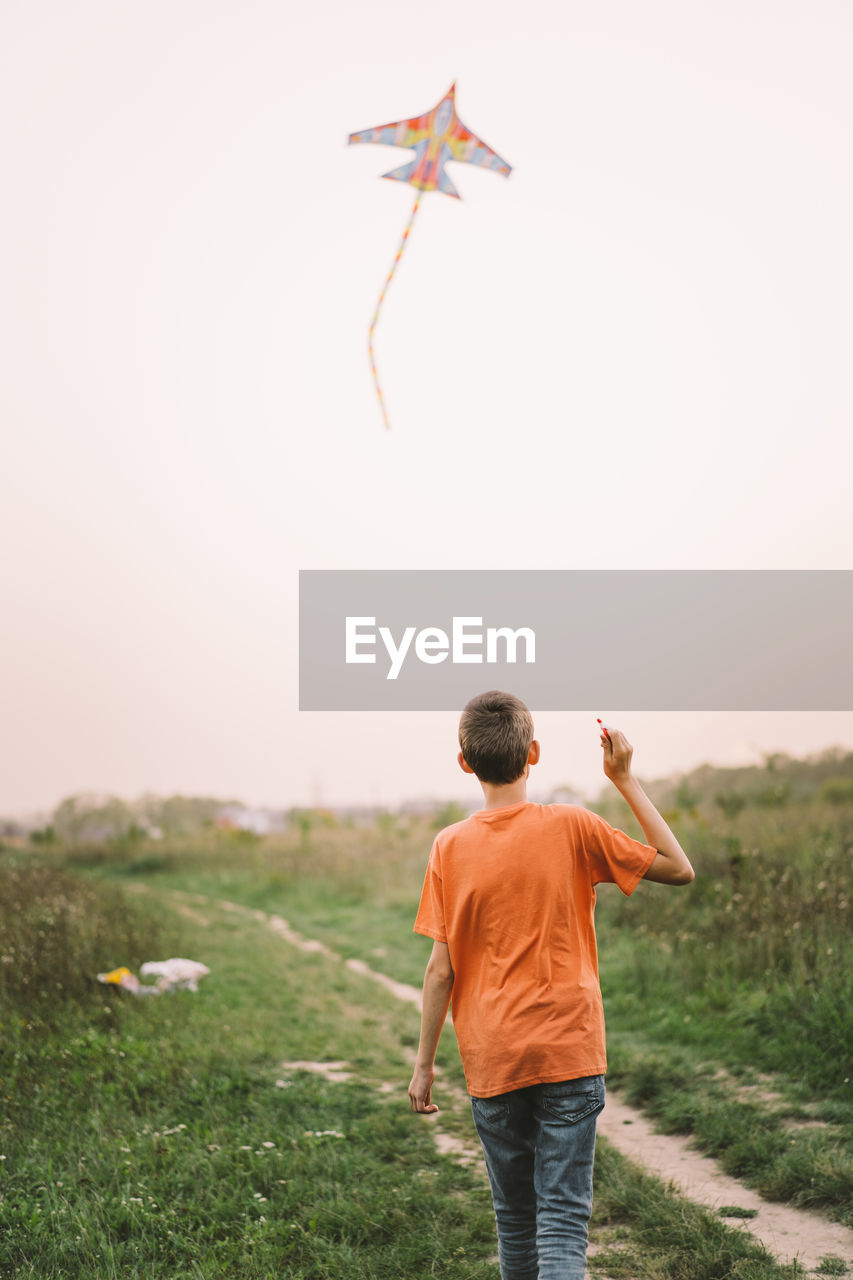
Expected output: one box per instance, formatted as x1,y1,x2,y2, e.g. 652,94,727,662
348,82,511,428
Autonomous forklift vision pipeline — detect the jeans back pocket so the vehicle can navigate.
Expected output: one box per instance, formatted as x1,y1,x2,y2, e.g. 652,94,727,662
538,1075,604,1125
471,1095,511,1127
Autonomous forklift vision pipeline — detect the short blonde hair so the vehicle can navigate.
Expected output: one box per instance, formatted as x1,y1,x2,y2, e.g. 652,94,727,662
459,690,534,785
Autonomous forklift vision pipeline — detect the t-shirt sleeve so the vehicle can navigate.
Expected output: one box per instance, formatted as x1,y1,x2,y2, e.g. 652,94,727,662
413,837,447,942
578,807,658,895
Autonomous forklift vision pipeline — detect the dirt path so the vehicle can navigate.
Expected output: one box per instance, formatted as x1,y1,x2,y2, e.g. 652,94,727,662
598,1092,853,1273
159,888,853,1275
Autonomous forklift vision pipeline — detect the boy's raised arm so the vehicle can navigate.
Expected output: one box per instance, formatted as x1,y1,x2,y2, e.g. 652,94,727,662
601,726,695,885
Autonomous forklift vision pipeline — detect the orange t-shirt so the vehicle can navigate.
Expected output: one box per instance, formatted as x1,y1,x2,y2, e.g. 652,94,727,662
413,802,658,1098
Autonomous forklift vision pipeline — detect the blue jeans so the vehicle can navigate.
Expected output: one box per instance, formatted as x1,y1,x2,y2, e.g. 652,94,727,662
470,1074,605,1280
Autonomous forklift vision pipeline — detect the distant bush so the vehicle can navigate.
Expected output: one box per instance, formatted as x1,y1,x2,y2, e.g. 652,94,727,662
754,782,791,808
433,801,468,829
673,779,700,811
714,792,746,819
818,776,853,805
28,825,56,846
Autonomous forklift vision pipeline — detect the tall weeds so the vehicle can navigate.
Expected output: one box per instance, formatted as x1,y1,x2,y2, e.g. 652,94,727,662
0,863,162,1022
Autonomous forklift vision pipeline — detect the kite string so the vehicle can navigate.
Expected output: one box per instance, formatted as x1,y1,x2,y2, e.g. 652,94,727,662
368,191,422,429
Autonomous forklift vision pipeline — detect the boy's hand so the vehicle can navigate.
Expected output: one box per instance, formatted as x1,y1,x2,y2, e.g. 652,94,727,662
408,1064,439,1114
601,725,634,786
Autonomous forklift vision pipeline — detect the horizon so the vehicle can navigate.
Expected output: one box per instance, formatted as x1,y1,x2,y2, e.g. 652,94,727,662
8,723,852,826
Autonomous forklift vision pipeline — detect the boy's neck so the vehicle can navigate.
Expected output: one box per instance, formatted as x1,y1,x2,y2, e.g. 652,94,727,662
479,775,529,812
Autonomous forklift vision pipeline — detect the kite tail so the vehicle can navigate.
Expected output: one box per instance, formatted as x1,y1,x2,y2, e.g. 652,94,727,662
368,192,422,429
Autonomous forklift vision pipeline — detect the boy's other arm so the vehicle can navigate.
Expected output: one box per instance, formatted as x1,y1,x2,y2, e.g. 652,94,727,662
408,941,454,1114
602,727,695,885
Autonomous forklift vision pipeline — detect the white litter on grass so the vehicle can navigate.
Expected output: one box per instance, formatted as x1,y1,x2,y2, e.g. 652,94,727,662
97,959,210,996
140,959,210,992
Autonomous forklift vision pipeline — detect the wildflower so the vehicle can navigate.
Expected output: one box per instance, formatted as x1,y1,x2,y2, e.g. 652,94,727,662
262,1142,275,1148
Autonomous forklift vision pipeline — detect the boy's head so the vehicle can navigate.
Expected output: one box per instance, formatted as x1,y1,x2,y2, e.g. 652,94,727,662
458,690,536,786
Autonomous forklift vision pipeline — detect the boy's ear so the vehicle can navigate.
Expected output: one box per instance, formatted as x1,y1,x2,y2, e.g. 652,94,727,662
458,751,475,775
528,740,541,766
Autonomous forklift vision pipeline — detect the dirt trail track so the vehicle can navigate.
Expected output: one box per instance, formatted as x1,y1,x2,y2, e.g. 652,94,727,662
161,888,853,1275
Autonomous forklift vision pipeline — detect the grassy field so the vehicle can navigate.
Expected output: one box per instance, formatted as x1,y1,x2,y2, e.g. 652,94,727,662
1,752,850,1276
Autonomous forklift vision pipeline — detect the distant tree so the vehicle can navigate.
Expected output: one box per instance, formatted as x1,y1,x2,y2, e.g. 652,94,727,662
290,808,313,851
151,794,234,836
725,835,744,888
755,783,791,808
376,811,397,838
818,776,853,805
433,801,468,830
51,794,133,845
715,792,746,819
29,825,57,846
761,751,790,774
674,779,700,812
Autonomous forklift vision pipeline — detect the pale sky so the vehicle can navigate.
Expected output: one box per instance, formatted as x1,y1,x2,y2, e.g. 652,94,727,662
2,1,852,816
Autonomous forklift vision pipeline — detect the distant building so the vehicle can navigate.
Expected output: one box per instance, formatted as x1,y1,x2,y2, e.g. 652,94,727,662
214,806,288,835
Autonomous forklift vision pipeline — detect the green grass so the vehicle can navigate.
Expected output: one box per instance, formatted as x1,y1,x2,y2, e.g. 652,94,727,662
1,882,498,1278
0,868,811,1279
815,1258,849,1277
589,1140,804,1280
593,803,852,1100
28,789,848,1227
602,1039,852,1225
3,767,851,1271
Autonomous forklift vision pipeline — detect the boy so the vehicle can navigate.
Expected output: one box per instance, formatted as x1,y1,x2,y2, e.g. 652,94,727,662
408,691,694,1280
